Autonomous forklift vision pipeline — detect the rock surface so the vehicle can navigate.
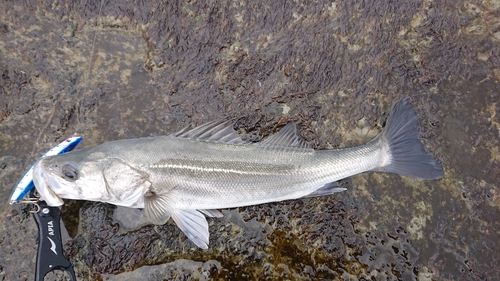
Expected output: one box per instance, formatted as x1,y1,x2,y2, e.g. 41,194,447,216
1,0,499,280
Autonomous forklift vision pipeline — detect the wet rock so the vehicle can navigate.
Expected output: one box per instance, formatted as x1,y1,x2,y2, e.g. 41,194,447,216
1,0,499,280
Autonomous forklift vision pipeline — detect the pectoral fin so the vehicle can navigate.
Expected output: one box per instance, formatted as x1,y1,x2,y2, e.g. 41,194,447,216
144,190,172,225
171,209,210,249
143,190,214,248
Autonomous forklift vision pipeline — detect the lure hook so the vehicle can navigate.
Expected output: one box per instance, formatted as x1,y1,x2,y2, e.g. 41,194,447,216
19,198,41,213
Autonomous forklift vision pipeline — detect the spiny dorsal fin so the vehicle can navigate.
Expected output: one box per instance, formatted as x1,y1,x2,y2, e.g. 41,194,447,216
257,123,312,149
173,120,247,144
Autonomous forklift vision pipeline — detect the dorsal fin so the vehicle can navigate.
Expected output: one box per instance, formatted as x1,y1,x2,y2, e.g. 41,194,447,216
257,123,312,149
173,120,247,144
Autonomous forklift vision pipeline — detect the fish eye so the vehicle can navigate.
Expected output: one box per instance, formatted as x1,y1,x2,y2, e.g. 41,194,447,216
61,164,78,181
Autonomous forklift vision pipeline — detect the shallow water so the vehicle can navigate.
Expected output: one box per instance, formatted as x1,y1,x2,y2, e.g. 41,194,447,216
1,0,499,280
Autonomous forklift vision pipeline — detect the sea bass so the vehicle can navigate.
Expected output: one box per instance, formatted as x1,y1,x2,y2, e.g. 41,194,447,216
33,98,443,248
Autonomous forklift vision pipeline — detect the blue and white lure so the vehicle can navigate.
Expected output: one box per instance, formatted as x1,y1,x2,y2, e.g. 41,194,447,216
9,135,83,204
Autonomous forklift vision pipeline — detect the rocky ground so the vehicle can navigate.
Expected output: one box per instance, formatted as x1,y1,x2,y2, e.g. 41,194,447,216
0,0,499,280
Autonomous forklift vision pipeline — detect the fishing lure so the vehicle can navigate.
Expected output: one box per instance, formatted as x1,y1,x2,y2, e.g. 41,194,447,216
9,135,82,204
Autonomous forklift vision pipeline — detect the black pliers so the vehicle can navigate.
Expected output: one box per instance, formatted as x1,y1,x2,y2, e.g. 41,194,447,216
32,199,77,281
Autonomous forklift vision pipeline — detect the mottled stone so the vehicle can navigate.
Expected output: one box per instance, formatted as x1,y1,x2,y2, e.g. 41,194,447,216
0,0,499,280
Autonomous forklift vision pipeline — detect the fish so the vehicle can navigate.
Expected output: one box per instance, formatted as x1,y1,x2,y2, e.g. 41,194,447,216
9,135,82,204
32,98,443,249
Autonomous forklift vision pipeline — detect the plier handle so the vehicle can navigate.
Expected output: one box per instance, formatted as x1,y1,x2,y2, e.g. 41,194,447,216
32,200,77,281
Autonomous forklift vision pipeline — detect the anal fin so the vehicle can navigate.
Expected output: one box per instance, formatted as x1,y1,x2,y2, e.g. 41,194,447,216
302,182,346,198
199,209,223,218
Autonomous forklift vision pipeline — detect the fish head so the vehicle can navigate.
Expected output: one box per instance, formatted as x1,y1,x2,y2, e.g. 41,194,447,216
33,148,150,207
33,148,109,206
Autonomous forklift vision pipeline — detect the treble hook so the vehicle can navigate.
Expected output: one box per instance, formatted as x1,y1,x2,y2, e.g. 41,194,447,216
19,198,41,213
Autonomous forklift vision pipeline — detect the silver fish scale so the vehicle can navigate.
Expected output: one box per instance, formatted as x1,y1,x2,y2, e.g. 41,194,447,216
105,136,382,210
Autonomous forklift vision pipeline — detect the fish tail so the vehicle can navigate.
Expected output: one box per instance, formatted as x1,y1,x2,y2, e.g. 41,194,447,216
372,98,444,179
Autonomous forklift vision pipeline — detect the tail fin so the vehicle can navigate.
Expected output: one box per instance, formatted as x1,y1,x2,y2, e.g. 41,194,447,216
372,98,444,179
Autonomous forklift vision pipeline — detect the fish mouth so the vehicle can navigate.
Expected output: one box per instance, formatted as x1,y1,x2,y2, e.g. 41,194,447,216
33,159,64,206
